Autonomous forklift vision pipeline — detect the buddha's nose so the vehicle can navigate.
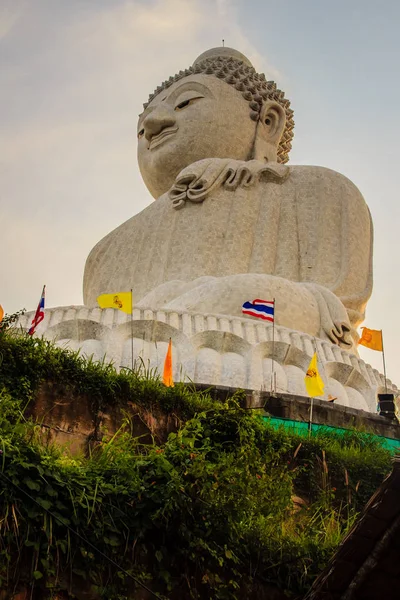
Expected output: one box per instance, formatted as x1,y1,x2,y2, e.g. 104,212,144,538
143,106,176,141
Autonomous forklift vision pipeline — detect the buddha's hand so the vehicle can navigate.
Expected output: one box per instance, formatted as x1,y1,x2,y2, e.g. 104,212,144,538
303,283,354,350
329,321,353,348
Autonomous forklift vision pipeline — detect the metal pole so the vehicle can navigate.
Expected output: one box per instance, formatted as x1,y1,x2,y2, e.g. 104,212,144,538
271,298,276,394
313,337,327,398
381,330,388,394
130,289,134,372
309,398,314,437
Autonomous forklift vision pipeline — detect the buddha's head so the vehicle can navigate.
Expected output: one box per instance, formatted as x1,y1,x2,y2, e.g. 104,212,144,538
137,47,294,198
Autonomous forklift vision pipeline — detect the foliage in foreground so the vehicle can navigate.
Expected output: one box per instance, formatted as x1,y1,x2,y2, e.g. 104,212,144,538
0,327,394,599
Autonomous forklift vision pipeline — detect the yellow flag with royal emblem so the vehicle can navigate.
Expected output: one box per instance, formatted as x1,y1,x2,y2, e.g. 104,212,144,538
305,352,325,398
97,292,132,314
358,327,383,352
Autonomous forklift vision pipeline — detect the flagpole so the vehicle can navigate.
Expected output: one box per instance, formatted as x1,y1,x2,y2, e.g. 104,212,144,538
130,288,134,373
309,398,314,437
381,330,388,394
271,297,276,394
313,337,327,398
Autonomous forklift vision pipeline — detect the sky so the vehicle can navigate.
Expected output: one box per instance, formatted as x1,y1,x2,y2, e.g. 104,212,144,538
1,0,400,381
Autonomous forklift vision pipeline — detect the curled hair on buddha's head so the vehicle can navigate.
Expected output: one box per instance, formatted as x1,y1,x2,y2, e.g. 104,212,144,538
143,48,295,165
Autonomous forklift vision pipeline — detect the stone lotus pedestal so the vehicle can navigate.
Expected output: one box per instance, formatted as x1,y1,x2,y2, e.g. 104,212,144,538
18,305,397,414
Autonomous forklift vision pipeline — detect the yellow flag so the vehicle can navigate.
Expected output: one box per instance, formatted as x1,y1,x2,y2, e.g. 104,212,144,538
305,352,325,398
163,339,174,387
0,305,3,323
358,327,383,351
97,292,132,314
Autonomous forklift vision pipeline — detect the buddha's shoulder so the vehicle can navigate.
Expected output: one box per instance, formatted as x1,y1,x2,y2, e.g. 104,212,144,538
287,164,364,198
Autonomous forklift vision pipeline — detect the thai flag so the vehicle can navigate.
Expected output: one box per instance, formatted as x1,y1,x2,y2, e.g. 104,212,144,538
242,298,275,322
28,285,46,335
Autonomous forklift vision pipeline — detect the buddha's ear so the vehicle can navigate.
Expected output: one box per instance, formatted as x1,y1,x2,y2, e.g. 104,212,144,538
253,101,286,162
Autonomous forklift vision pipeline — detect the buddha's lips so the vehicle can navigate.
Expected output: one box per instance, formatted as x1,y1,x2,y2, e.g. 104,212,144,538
149,128,178,150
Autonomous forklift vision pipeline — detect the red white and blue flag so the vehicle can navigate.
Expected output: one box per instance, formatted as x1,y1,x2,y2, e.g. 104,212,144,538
28,285,46,335
242,298,275,322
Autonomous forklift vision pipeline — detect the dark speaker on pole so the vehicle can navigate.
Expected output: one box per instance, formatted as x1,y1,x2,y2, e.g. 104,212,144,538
378,393,396,420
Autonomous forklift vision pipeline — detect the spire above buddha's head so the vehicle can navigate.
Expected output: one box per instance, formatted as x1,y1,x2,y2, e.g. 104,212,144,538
137,47,295,198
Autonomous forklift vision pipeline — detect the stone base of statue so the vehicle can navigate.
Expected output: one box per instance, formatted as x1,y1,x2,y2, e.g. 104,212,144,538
18,306,397,414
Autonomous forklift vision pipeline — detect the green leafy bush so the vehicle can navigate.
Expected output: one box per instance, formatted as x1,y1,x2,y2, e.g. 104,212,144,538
0,329,393,599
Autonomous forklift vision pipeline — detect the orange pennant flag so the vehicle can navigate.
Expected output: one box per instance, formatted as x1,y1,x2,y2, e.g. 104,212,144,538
163,339,174,387
0,305,3,323
358,327,383,352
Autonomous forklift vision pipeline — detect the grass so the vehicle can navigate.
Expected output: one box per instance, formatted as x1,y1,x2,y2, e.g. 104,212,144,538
0,327,219,418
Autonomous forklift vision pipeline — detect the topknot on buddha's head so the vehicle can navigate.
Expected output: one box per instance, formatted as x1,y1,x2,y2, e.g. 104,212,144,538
144,47,294,164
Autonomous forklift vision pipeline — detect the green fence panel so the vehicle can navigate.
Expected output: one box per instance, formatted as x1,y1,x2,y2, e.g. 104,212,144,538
261,416,400,453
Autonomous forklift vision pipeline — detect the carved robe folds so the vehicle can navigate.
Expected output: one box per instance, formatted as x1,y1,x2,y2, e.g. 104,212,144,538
84,159,372,352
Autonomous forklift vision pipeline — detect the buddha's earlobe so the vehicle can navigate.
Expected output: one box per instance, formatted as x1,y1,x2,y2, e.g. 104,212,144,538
253,101,286,163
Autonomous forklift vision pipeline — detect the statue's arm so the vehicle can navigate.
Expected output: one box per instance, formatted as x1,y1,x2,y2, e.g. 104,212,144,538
83,215,143,307
334,191,373,328
295,166,373,328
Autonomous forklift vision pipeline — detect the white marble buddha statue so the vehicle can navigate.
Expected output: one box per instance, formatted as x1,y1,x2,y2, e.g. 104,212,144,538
83,47,373,353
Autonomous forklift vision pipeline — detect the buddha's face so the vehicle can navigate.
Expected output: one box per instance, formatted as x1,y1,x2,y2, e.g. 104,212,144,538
137,75,258,198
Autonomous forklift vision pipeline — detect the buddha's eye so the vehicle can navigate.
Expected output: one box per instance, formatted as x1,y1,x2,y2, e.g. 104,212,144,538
175,99,191,111
174,96,202,111
137,128,145,138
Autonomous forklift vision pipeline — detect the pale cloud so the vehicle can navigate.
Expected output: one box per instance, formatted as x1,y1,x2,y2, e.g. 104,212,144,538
59,0,283,95
2,0,282,315
0,0,25,41
215,0,282,80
